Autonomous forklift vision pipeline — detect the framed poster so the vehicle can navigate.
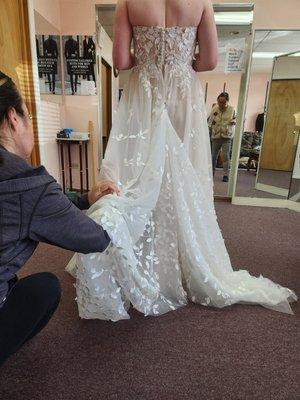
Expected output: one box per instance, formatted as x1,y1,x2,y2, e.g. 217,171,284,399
36,35,62,95
63,35,97,95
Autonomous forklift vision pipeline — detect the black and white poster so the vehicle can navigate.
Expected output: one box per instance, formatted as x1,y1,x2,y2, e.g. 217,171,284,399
63,35,97,95
36,35,62,95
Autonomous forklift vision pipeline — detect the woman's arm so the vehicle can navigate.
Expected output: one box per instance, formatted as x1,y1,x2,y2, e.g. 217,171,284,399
193,0,218,72
113,0,135,70
72,181,120,210
29,182,111,254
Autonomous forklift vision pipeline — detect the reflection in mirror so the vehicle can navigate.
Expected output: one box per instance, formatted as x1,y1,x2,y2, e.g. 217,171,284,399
34,11,62,97
201,5,254,197
33,9,62,183
97,4,254,198
235,31,300,200
256,52,300,198
203,23,251,197
288,112,300,202
97,5,118,157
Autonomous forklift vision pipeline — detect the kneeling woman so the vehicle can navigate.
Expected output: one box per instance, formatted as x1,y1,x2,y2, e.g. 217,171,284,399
0,73,117,366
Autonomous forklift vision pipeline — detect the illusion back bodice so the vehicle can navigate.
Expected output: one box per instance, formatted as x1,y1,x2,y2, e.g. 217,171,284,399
133,26,197,69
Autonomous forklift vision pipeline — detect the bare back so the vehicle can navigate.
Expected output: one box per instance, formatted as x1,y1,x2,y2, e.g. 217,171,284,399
113,0,217,72
127,0,205,28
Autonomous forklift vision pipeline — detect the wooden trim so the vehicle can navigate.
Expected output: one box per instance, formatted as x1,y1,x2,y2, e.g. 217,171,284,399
214,196,232,202
204,82,208,104
287,200,300,212
255,182,289,198
232,195,300,213
232,196,288,208
0,0,40,165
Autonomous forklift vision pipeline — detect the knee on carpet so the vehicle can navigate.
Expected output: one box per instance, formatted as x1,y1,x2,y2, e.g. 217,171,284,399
21,272,62,308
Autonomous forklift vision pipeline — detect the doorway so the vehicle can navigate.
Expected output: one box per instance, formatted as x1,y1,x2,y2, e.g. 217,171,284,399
101,58,112,155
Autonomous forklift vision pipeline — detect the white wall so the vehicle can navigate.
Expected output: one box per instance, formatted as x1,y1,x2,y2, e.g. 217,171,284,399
32,0,119,189
273,56,300,80
38,101,62,182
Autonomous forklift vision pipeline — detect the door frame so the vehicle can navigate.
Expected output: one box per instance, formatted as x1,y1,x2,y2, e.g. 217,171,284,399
232,30,300,212
100,57,112,155
95,19,116,175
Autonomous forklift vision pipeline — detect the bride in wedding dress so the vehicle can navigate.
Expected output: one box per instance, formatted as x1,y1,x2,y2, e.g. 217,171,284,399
67,0,297,320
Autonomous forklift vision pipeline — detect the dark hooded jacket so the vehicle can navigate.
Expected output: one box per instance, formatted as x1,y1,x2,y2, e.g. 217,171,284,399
0,145,110,308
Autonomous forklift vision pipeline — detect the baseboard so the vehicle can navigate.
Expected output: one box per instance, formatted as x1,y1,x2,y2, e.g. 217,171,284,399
232,196,287,208
256,183,289,197
232,196,300,212
287,200,300,212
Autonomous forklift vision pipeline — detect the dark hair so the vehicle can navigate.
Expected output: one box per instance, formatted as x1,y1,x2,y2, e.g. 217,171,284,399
0,72,24,125
217,92,229,102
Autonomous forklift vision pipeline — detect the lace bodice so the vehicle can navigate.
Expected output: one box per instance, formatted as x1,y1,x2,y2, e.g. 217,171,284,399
132,26,198,99
133,26,197,69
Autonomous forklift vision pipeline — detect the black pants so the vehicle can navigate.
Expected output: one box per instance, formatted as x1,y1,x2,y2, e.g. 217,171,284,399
70,73,78,94
0,272,61,366
47,73,56,93
87,65,96,84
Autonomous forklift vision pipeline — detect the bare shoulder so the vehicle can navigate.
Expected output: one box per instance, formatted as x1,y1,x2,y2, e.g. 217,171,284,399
201,0,213,14
116,0,128,11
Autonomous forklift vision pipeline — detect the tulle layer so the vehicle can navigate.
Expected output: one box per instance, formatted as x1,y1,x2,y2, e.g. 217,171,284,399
67,70,297,320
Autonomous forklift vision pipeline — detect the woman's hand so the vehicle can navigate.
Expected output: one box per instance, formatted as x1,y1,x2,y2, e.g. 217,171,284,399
88,181,120,205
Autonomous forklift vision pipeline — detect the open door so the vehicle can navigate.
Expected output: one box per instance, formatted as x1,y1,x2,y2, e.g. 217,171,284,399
259,79,300,171
255,52,300,198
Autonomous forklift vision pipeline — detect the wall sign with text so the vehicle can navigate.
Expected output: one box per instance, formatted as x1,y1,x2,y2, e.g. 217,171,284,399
225,38,246,73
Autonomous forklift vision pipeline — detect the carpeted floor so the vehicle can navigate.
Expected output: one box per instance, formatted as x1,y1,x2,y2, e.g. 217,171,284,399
214,168,287,199
0,202,299,400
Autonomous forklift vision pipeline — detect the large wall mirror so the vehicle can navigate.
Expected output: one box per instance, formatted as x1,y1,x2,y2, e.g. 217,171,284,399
30,2,113,193
96,3,254,200
204,4,254,199
30,7,63,183
233,30,300,211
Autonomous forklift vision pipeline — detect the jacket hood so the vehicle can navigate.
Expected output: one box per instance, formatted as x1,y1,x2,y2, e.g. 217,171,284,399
0,146,55,200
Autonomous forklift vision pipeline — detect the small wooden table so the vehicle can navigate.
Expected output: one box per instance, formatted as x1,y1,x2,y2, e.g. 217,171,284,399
56,138,89,194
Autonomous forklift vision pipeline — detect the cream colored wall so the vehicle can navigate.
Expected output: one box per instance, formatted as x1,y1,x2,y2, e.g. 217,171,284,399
34,0,61,31
32,0,300,187
33,1,63,182
98,26,119,116
33,0,120,189
65,0,300,30
200,72,242,115
199,72,271,132
273,57,300,80
212,0,300,29
59,1,119,187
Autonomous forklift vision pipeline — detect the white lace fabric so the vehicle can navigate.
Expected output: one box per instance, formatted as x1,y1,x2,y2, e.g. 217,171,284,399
66,26,297,320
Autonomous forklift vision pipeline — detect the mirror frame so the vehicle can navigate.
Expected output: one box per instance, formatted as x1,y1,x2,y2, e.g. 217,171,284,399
95,3,256,202
231,29,300,212
207,3,255,200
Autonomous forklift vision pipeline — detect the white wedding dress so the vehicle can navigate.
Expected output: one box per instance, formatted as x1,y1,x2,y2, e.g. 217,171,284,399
66,26,297,320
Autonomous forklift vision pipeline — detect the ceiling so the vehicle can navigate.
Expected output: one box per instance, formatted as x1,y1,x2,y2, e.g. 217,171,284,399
251,30,300,72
